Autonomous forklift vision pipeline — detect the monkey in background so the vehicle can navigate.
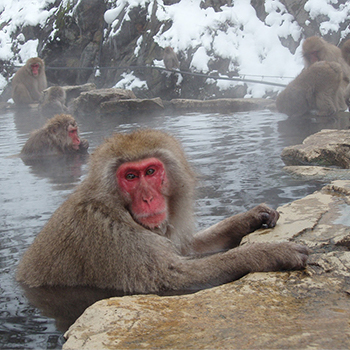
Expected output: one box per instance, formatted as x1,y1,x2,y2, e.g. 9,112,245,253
12,57,47,105
302,36,350,111
20,114,89,158
163,47,180,70
341,38,350,66
17,129,308,293
340,39,350,108
302,36,350,74
276,61,344,118
40,86,68,118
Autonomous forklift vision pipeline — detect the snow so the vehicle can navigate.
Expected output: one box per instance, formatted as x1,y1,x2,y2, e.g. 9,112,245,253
114,72,148,90
1,0,350,96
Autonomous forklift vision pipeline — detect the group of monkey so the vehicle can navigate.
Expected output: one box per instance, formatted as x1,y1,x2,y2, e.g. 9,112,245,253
12,43,315,295
10,57,88,157
276,36,350,117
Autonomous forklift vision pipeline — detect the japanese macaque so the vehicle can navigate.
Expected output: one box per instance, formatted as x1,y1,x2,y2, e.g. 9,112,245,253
12,57,47,105
341,39,350,108
302,36,349,72
20,114,89,158
302,36,350,110
341,38,350,66
17,129,308,293
344,84,350,108
40,86,68,118
276,61,345,117
163,47,180,70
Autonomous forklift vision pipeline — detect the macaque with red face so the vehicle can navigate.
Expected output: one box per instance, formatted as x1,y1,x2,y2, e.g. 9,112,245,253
17,129,308,293
12,57,47,105
20,114,89,158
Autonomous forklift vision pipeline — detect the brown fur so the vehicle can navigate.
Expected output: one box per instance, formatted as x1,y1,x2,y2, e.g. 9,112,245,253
12,57,47,105
276,61,345,117
40,86,68,118
341,38,350,66
17,129,308,293
163,47,180,70
20,114,89,158
344,83,350,108
302,36,350,111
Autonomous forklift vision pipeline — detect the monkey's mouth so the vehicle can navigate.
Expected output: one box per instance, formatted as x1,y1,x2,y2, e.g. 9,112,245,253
136,211,167,229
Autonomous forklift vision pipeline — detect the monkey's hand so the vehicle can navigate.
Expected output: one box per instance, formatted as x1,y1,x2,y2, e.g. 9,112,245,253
235,242,309,273
79,139,89,152
192,204,280,254
246,203,280,231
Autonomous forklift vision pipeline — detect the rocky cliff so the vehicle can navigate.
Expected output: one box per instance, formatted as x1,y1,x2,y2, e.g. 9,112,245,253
1,0,350,101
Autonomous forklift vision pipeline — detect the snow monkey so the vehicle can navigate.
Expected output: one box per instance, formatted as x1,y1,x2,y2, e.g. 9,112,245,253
163,47,180,70
12,57,47,105
302,36,350,110
17,129,309,293
276,61,345,117
40,86,68,118
341,38,350,66
20,114,89,158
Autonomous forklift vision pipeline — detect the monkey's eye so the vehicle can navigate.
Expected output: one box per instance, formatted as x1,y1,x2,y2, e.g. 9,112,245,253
146,168,155,176
125,173,137,180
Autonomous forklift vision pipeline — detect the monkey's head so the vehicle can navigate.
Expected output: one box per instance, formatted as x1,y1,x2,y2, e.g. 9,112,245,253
164,47,173,54
26,57,44,77
88,129,196,231
302,37,325,65
46,114,81,152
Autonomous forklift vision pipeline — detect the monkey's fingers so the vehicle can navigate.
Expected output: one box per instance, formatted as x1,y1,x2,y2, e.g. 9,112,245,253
256,205,280,228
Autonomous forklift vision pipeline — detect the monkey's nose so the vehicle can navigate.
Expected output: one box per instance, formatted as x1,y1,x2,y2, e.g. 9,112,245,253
142,195,153,204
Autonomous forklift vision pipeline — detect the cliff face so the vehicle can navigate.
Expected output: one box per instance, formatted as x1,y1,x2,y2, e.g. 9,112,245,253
2,0,350,100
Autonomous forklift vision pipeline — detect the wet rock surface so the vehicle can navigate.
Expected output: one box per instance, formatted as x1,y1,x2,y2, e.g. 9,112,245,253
281,129,350,168
64,87,274,115
71,88,137,116
63,180,350,350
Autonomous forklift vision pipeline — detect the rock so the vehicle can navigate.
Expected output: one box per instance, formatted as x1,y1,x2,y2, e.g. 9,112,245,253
63,83,96,104
70,93,275,116
163,98,274,113
281,129,350,168
100,97,164,114
71,88,137,115
283,165,350,180
63,180,350,350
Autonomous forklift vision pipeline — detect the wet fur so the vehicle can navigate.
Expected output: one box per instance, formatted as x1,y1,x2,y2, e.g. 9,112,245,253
40,86,68,117
17,129,308,293
20,114,89,158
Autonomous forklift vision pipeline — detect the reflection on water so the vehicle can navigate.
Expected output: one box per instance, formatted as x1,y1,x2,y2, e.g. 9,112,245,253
1,108,349,349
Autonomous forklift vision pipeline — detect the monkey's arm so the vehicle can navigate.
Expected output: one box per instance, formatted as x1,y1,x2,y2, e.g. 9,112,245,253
191,204,279,254
171,241,308,291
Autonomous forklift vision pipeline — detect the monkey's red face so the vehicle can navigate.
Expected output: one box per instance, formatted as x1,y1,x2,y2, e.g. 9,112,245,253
308,51,319,64
117,158,169,229
68,125,81,150
31,64,40,76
